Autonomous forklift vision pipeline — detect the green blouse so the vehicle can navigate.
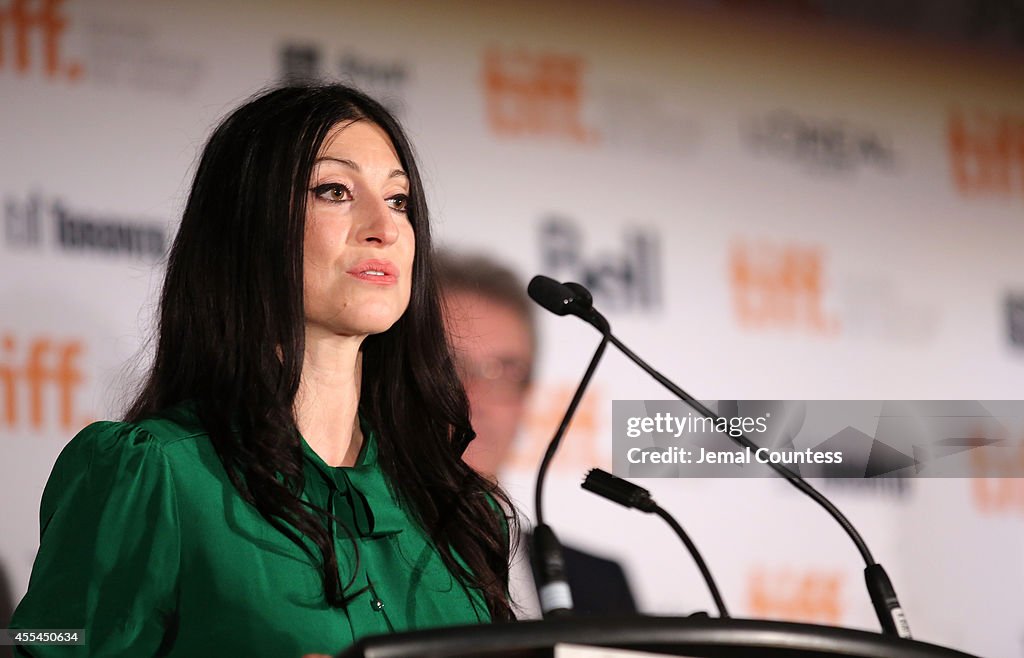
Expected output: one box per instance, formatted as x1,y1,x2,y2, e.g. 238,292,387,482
11,404,490,657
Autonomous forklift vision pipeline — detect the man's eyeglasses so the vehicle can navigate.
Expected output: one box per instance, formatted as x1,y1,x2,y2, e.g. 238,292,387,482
455,356,532,402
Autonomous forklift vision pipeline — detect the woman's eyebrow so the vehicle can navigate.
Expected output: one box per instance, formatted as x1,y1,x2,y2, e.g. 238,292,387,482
314,156,408,180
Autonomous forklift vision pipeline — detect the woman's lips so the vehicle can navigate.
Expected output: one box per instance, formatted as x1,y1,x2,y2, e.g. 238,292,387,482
347,259,398,285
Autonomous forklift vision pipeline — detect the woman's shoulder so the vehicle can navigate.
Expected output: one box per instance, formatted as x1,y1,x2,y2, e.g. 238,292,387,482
41,403,215,528
54,403,211,475
131,401,210,444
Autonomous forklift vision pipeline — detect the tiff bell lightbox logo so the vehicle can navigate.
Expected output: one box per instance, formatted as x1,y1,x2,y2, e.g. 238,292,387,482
0,0,84,82
0,332,88,433
729,239,839,336
743,110,895,174
747,567,844,624
3,191,166,259
482,47,596,144
949,108,1024,200
539,216,660,312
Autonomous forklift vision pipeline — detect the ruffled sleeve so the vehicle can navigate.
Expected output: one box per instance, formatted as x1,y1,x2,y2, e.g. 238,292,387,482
11,421,182,657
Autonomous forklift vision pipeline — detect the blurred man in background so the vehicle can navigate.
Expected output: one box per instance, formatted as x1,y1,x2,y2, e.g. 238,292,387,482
437,251,637,618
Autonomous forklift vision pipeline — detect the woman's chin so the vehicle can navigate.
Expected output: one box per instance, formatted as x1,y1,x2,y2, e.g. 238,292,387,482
333,315,404,339
306,305,407,340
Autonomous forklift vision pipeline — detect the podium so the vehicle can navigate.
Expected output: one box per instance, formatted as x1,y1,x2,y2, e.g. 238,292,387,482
336,616,980,658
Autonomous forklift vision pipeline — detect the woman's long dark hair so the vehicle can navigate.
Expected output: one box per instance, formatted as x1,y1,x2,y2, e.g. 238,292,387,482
126,84,515,620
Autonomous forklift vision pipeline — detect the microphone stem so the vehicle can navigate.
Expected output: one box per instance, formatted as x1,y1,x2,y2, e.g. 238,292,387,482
535,334,609,527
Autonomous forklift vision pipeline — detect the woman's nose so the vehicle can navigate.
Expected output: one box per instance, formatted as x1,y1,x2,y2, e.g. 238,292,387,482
353,196,400,246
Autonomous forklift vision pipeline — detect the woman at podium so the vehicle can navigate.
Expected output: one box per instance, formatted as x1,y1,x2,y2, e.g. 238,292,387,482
11,84,514,657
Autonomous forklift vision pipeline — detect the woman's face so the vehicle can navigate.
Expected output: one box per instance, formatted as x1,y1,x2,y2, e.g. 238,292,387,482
303,120,415,340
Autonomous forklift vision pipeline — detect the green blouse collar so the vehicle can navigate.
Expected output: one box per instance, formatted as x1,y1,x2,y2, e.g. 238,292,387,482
158,401,407,539
299,423,406,538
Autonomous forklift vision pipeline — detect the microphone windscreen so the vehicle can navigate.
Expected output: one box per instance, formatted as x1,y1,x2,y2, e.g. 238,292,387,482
528,275,574,316
563,282,594,310
582,468,654,511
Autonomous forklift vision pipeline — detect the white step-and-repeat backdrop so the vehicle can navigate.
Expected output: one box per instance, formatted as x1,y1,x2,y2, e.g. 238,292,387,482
2,0,1023,656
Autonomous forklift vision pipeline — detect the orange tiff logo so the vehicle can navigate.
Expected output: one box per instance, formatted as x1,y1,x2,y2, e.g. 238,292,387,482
511,383,606,472
482,47,595,143
0,0,82,80
970,440,1024,515
747,567,844,624
948,108,1024,199
0,333,86,431
730,240,839,335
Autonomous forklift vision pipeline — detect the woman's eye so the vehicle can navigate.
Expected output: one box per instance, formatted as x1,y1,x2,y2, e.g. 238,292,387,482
312,183,352,203
387,194,409,213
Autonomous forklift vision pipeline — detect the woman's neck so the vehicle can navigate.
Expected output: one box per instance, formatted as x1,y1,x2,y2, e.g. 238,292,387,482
295,331,365,467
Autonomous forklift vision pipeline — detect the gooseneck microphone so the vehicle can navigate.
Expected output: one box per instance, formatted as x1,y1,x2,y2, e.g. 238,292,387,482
582,468,730,619
527,275,912,639
528,277,609,333
527,276,611,617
